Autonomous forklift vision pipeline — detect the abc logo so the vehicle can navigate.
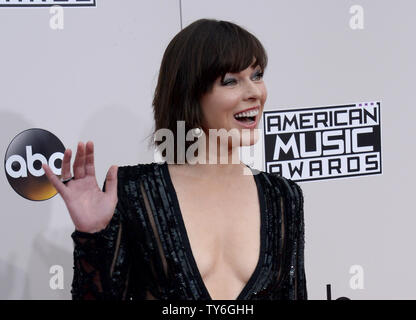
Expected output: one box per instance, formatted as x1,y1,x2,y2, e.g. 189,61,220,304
4,128,66,201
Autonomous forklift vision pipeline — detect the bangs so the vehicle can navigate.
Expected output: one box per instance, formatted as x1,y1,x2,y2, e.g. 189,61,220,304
195,20,268,91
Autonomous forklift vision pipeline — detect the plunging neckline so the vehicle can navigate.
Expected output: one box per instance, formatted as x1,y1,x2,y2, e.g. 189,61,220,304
161,161,266,300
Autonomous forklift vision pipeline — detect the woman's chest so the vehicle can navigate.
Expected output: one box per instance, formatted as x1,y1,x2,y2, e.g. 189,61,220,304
171,173,263,292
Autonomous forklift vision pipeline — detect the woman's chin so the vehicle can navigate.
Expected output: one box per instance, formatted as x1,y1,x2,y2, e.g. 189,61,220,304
239,127,260,146
211,126,261,149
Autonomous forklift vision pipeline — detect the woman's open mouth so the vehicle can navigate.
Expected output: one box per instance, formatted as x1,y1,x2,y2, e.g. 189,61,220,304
233,107,259,128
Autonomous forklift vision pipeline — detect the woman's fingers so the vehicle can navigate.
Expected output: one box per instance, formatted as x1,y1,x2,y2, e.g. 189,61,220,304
61,149,72,180
85,141,96,177
73,142,86,179
42,163,68,199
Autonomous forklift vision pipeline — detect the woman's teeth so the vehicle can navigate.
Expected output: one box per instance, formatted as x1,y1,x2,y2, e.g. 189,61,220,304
234,109,259,118
234,109,258,123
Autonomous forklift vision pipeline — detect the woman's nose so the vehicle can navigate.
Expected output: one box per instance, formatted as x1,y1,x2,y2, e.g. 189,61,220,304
243,80,262,101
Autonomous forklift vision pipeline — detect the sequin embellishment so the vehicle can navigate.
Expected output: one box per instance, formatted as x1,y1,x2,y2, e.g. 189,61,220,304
70,162,307,300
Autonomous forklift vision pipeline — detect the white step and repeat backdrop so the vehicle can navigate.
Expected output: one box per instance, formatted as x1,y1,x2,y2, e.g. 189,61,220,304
1,0,415,299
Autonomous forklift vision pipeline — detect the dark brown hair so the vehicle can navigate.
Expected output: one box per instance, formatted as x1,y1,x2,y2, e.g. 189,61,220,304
149,18,268,164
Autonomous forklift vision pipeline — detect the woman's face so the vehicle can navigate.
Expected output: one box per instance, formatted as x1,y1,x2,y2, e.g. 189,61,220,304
199,61,267,147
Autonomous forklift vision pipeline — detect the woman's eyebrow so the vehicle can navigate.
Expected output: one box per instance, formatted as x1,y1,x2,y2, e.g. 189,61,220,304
225,67,261,76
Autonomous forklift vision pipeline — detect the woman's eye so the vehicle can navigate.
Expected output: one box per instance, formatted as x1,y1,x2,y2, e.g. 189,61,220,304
222,78,236,86
253,72,264,80
221,71,263,86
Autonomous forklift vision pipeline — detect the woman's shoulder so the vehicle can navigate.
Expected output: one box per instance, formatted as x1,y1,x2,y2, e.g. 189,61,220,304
254,167,303,202
256,169,304,226
116,161,164,181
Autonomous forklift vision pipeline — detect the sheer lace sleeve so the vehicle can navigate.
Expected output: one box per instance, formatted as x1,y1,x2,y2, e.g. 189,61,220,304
70,174,136,300
287,179,307,300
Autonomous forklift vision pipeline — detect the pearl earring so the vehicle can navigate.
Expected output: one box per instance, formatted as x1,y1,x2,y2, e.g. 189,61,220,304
192,127,203,137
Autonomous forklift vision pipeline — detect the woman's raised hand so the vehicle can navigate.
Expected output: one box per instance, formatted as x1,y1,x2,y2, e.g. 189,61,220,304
42,141,118,234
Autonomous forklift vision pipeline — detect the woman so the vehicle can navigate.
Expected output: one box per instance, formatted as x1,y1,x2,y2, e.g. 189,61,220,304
42,18,307,300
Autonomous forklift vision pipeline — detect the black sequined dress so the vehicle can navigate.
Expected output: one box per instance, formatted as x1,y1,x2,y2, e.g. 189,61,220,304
70,161,307,300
